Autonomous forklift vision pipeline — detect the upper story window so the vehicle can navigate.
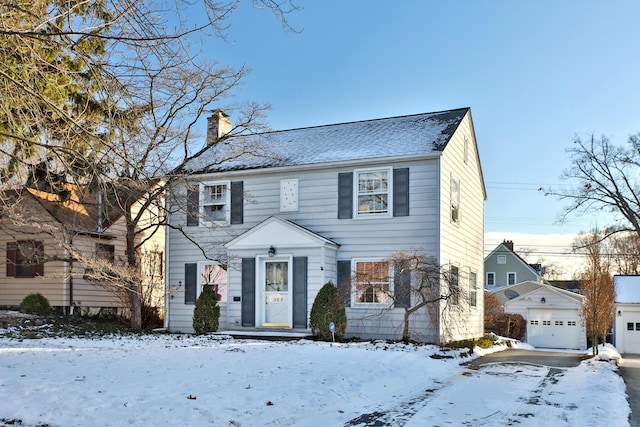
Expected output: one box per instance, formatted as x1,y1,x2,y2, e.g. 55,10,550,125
356,168,391,217
450,177,460,223
487,272,495,286
497,255,506,264
187,181,243,227
6,240,44,278
201,182,230,223
96,243,115,262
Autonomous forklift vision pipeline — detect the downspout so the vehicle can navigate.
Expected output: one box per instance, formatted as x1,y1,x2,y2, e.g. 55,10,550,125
163,207,171,331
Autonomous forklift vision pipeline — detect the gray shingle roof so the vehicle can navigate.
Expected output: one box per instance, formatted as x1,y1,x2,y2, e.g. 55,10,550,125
187,107,469,173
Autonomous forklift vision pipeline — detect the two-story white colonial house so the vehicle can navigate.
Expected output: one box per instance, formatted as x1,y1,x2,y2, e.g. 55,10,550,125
165,108,486,343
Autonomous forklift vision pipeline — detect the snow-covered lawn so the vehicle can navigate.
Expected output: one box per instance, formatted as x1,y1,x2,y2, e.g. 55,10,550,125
0,327,630,426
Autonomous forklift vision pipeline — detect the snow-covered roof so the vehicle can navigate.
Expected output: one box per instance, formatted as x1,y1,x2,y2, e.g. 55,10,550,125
615,275,640,303
186,108,469,173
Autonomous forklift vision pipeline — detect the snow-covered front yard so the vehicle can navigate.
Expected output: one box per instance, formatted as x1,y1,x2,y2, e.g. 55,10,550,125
0,320,630,426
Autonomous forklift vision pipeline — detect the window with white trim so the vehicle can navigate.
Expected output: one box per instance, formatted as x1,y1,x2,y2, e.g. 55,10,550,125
198,262,228,303
450,177,460,223
487,272,495,286
353,259,391,304
469,270,477,307
507,272,516,285
355,168,391,217
497,255,506,264
450,264,460,305
200,181,230,224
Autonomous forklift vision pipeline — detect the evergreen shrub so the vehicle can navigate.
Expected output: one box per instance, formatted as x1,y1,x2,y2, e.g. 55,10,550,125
192,285,220,334
310,282,347,341
20,293,51,315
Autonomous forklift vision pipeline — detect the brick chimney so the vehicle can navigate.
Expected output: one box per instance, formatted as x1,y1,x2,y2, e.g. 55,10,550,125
206,110,232,145
503,240,514,252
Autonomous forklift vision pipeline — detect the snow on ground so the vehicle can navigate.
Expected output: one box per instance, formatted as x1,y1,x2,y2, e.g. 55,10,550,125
0,326,631,427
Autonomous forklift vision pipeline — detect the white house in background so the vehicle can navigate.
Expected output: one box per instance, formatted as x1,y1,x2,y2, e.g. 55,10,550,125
614,275,640,354
493,281,586,350
484,240,543,290
165,108,486,343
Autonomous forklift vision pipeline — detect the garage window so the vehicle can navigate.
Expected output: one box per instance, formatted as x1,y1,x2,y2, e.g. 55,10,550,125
568,321,576,326
531,320,539,325
543,320,551,326
555,321,563,326
637,323,640,331
628,323,634,331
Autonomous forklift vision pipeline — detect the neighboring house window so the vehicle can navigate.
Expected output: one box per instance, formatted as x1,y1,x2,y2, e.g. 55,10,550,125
450,177,460,223
96,243,115,262
497,254,506,264
355,168,391,217
507,272,516,285
450,265,459,304
201,181,230,223
487,272,495,286
469,270,477,307
280,179,299,212
199,262,228,303
6,241,44,278
353,259,391,304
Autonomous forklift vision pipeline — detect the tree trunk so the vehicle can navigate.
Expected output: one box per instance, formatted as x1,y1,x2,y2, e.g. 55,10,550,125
129,283,142,331
402,310,410,343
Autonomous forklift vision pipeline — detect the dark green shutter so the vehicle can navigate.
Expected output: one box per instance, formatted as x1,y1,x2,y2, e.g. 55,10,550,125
293,257,308,329
230,181,244,224
337,260,351,307
338,172,353,219
241,258,255,327
185,263,197,304
393,168,410,217
394,261,411,308
186,187,199,226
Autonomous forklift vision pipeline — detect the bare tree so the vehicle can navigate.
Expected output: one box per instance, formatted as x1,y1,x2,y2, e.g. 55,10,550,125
543,133,640,238
351,250,467,343
0,1,300,330
609,231,640,275
573,230,616,355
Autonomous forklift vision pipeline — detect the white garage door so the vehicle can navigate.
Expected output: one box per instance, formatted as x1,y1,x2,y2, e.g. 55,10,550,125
620,313,640,354
527,308,582,349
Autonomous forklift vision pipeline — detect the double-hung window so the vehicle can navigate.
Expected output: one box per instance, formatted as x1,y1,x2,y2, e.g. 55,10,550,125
469,270,477,307
201,181,230,224
6,240,44,278
355,168,391,217
451,177,460,223
199,262,228,303
487,272,495,286
354,259,391,304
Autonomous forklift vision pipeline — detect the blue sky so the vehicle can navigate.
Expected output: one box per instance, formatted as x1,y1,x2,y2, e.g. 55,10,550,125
196,1,640,243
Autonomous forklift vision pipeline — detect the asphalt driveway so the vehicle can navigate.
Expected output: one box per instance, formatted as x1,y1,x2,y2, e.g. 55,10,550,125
464,348,587,370
621,354,640,427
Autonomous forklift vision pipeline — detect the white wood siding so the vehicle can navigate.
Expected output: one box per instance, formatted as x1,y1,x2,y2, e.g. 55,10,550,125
437,112,485,343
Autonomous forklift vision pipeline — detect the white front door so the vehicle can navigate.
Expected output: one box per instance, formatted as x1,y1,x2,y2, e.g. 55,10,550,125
262,259,291,327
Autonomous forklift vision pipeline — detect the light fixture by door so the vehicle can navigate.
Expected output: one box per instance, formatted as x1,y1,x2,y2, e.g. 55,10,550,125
268,246,276,257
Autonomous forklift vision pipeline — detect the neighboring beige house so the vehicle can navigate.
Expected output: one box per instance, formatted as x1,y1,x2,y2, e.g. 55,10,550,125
0,184,164,316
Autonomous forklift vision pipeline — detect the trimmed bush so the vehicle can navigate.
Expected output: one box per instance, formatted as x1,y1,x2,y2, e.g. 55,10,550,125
475,336,494,349
192,285,220,334
20,293,51,315
310,282,347,341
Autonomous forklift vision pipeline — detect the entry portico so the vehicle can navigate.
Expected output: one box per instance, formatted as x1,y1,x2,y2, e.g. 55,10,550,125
225,216,339,331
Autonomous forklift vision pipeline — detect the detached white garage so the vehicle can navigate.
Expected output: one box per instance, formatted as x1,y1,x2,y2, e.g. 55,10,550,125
614,275,640,354
495,281,586,350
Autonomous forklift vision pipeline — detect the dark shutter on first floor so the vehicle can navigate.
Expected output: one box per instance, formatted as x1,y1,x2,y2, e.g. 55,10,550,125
338,172,353,219
6,242,16,277
393,168,410,217
394,261,411,308
186,186,199,226
337,260,352,307
230,181,244,224
292,257,308,329
241,258,256,327
185,263,197,305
